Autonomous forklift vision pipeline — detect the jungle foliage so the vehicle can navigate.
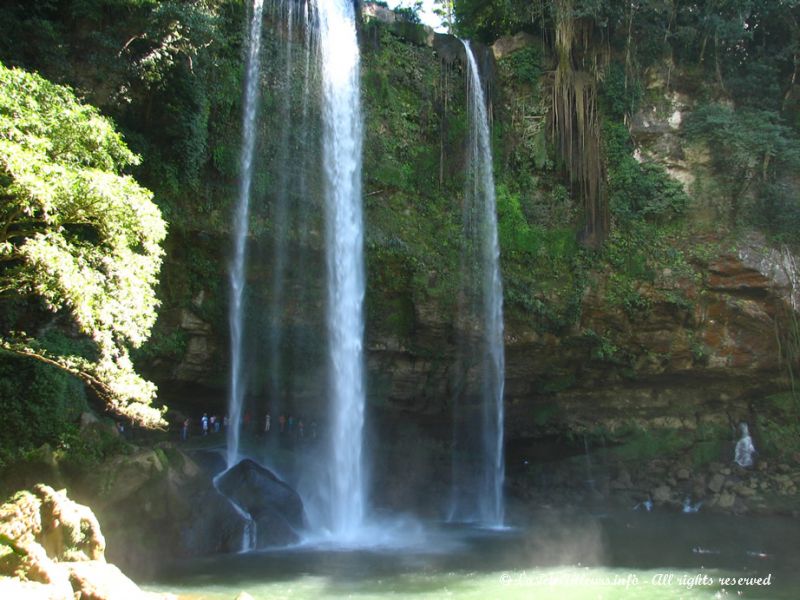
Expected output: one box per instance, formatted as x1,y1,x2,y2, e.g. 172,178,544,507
453,0,800,243
1,0,800,462
0,61,166,427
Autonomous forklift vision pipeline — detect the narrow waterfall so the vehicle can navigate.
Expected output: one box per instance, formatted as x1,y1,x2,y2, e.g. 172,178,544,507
317,0,367,538
227,0,265,469
453,41,506,526
267,0,296,425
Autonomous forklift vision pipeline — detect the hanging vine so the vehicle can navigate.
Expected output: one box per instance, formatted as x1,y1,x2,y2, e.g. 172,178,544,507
549,0,608,247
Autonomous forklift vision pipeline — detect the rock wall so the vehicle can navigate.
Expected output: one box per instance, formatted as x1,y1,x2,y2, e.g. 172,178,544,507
137,19,800,517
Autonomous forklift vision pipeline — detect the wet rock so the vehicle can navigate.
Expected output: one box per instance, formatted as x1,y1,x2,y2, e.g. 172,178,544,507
81,445,249,573
652,485,672,503
611,469,633,490
215,459,305,547
181,487,246,555
708,473,725,493
718,492,736,509
83,449,168,506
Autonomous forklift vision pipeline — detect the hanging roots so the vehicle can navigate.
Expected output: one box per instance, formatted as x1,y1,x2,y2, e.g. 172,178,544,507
550,0,608,247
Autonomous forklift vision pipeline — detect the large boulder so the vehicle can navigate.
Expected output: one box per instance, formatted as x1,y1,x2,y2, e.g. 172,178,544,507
83,446,246,574
67,561,151,600
216,459,305,547
180,487,247,555
0,485,165,599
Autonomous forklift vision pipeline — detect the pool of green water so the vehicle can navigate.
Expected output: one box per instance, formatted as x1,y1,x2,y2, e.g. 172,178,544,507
145,510,800,599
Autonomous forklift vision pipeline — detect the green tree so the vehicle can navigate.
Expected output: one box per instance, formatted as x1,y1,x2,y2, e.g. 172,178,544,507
684,103,800,228
0,62,167,427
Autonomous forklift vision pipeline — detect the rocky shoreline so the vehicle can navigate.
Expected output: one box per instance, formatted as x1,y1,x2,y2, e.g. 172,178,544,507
507,453,800,518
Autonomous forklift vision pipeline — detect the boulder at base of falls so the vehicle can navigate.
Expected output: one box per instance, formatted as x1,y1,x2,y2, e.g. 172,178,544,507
0,484,169,600
215,459,305,547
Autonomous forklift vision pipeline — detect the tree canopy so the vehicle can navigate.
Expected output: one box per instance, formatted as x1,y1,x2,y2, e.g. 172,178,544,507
0,61,167,427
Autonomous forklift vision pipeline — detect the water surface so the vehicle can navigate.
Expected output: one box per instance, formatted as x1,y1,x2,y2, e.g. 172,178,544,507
147,511,800,599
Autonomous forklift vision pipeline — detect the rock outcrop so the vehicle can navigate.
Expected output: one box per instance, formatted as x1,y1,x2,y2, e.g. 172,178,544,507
0,484,166,600
80,446,246,575
215,459,306,547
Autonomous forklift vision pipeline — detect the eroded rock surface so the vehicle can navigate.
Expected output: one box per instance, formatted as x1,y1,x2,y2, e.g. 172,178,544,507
0,484,163,600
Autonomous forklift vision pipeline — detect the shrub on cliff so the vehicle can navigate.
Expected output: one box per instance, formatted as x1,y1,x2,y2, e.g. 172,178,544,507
0,61,166,427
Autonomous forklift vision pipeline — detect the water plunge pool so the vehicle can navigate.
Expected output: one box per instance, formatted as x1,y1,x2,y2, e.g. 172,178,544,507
145,510,800,599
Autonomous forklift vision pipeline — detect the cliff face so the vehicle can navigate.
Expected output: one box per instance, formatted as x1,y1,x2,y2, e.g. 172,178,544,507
148,19,794,422
127,16,800,516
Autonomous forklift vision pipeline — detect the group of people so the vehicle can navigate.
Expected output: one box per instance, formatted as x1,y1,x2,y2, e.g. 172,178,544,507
178,411,319,443
263,412,318,442
180,413,225,441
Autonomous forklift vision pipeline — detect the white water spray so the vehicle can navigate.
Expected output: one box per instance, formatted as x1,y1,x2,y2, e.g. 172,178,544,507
317,0,367,539
462,40,506,526
227,0,265,468
735,423,756,468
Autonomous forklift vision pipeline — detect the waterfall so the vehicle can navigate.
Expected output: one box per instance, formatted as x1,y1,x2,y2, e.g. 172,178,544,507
735,423,756,468
212,473,256,552
226,0,367,542
452,41,506,527
227,0,265,469
267,0,295,426
317,0,367,539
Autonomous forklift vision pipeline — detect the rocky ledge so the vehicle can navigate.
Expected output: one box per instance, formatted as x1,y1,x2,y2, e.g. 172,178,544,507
0,484,169,600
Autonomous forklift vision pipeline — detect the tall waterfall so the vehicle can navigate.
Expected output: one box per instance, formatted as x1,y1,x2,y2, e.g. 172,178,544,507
226,0,367,542
453,41,506,526
317,0,367,538
227,0,265,469
267,0,296,427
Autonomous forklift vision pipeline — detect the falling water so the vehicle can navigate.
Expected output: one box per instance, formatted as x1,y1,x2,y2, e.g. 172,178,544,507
317,0,367,539
212,472,256,552
735,422,756,467
461,40,506,526
227,0,265,469
267,0,295,423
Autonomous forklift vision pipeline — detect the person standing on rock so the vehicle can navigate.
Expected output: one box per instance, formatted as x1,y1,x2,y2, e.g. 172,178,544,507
201,413,209,436
265,412,271,434
181,418,189,441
